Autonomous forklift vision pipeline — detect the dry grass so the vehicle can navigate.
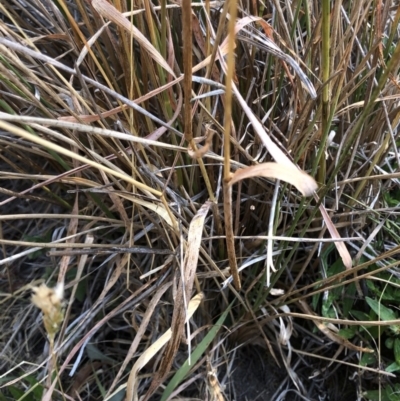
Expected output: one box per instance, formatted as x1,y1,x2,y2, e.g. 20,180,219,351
1,0,400,400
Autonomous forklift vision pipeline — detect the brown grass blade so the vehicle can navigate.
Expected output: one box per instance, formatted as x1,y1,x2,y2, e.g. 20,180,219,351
218,16,317,99
106,281,172,398
222,0,240,290
316,195,353,270
92,0,175,77
125,293,204,401
142,201,212,400
229,162,318,197
0,120,161,196
182,0,193,143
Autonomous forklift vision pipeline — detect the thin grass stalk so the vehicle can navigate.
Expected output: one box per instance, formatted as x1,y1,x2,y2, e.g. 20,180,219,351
286,251,400,305
326,35,400,202
384,6,400,60
59,0,117,93
316,0,330,186
266,180,280,287
182,0,213,200
223,0,240,290
142,0,172,121
113,0,131,88
205,0,211,112
182,0,193,144
0,120,162,196
160,0,167,59
182,2,223,203
74,0,121,86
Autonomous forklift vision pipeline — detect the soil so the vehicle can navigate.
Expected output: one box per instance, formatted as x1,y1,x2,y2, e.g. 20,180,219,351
225,345,285,400
223,344,359,401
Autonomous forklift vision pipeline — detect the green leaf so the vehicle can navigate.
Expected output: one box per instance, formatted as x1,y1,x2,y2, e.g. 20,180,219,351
322,293,337,318
351,310,372,322
394,338,400,365
388,386,400,401
337,327,357,340
86,344,116,364
386,361,400,373
364,385,400,401
386,337,394,349
24,375,44,400
360,352,376,366
366,280,378,293
343,283,356,317
365,297,398,321
160,301,233,401
0,392,8,401
311,291,320,311
8,386,24,400
75,279,87,302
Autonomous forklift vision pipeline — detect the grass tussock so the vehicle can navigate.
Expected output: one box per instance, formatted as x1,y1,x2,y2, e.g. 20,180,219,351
1,0,400,400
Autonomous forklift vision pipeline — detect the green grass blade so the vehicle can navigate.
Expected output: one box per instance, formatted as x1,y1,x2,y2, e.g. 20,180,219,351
160,301,234,401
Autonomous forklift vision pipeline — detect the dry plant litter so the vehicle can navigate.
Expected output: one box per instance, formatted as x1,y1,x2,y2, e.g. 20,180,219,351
1,0,400,400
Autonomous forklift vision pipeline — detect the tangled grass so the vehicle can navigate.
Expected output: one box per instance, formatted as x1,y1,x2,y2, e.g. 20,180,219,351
1,0,400,400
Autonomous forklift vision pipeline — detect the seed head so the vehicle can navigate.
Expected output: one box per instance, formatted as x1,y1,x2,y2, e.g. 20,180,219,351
31,283,64,341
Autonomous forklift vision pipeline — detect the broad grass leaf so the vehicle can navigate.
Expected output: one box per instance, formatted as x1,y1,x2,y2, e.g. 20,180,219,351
337,327,357,340
360,352,376,367
351,310,372,322
228,162,317,196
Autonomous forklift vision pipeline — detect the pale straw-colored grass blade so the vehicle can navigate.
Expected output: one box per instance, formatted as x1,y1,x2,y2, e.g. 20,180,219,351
229,162,318,197
92,0,175,78
125,293,204,401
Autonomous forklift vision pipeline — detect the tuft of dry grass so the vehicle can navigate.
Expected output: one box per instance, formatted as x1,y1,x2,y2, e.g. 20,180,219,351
1,0,400,400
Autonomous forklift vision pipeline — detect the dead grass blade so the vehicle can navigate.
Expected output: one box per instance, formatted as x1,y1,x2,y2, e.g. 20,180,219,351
92,0,175,78
57,196,79,285
142,201,212,400
182,0,193,143
125,293,204,401
0,113,185,151
115,193,177,229
229,162,317,197
220,16,317,99
105,281,172,399
41,276,165,401
0,120,161,196
0,38,181,135
222,0,240,290
315,195,353,270
232,84,296,168
3,0,400,398
297,299,373,353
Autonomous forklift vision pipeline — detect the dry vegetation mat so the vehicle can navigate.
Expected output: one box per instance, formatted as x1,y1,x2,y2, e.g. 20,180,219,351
1,0,400,400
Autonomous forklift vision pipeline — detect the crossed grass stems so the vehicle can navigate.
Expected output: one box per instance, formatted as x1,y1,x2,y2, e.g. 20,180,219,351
1,0,400,400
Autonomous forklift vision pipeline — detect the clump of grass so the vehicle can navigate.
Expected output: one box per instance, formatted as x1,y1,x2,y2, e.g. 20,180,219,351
1,0,400,400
